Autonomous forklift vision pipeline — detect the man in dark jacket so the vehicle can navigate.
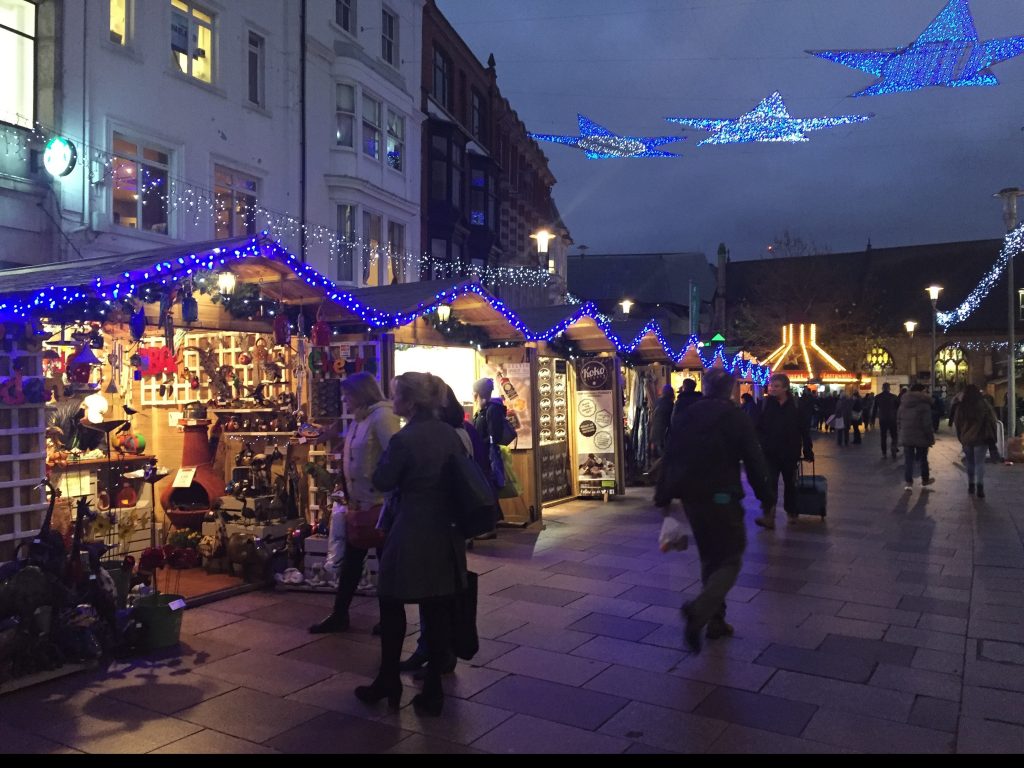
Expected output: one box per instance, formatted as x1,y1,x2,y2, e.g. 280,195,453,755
650,384,675,455
754,373,813,530
655,369,774,653
670,378,702,434
872,383,900,459
898,384,936,490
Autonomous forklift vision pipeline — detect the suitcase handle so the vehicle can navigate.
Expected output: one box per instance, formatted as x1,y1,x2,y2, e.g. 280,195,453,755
798,456,816,478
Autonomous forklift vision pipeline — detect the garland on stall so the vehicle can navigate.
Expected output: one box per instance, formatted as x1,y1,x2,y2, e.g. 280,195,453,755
426,311,493,349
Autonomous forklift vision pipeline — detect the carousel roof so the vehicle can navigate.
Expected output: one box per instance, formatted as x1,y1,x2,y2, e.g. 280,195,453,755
760,323,859,384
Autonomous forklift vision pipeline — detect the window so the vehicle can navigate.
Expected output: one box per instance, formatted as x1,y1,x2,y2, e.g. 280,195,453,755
387,221,404,284
386,109,403,171
451,137,463,209
470,169,487,226
171,0,214,83
0,0,35,128
362,210,382,286
214,165,257,239
430,134,448,202
471,89,486,139
335,83,355,147
336,204,356,282
110,0,129,45
432,46,451,111
247,31,264,106
335,0,355,34
862,347,895,375
111,132,170,235
362,94,381,159
381,8,397,67
935,346,969,391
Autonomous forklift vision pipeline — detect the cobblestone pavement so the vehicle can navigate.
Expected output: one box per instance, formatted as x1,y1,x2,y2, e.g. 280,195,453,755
2,429,1023,753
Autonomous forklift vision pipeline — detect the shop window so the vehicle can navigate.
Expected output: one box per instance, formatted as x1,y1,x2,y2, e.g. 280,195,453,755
214,165,257,239
247,31,264,107
336,204,356,282
335,83,355,147
110,0,129,45
335,0,355,34
935,346,969,391
362,94,381,160
386,109,404,171
362,210,382,287
861,346,895,375
381,7,397,67
387,221,404,284
0,0,35,129
432,46,451,111
171,0,214,84
471,89,486,140
111,132,170,235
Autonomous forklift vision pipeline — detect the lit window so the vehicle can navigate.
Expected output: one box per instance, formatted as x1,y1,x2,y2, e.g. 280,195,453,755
335,83,354,147
386,109,403,170
381,8,397,67
362,94,381,160
362,210,382,286
861,347,895,375
336,204,356,282
247,31,264,106
387,221,404,284
214,165,258,239
171,0,214,83
111,132,170,235
0,0,35,129
470,169,486,226
335,0,355,34
110,0,129,45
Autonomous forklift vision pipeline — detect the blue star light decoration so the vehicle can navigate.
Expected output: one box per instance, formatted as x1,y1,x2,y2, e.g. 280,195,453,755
807,0,1024,97
665,92,871,145
528,114,684,158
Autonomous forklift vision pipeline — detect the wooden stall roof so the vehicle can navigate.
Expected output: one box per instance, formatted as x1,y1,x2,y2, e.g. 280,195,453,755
607,319,672,363
514,305,615,353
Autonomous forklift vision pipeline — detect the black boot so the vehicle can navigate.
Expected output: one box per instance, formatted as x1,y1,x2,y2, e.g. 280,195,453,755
399,651,429,672
976,484,985,499
354,676,402,710
968,482,975,495
412,671,444,717
308,612,350,634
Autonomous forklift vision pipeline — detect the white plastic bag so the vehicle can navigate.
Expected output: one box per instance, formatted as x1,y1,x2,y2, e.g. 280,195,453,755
324,500,347,574
658,509,689,553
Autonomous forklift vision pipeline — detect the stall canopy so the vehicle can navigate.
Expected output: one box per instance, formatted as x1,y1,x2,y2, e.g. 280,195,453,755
760,323,858,385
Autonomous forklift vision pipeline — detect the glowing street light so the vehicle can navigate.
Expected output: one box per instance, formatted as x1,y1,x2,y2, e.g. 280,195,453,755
926,286,943,393
619,298,634,315
436,304,452,323
905,320,918,379
530,229,555,254
216,270,236,295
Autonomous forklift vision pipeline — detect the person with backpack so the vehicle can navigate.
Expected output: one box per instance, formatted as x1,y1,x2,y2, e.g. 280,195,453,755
954,384,998,498
654,369,775,653
898,384,936,490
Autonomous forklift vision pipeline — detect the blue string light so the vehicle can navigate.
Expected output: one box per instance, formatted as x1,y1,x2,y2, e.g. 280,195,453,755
0,233,772,383
807,0,1024,97
666,92,872,145
529,114,684,159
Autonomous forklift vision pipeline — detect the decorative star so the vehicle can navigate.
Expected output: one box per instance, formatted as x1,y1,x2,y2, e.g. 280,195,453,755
665,92,871,145
528,115,684,158
807,0,1024,97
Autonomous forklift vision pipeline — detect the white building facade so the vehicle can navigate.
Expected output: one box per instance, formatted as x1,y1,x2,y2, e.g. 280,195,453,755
0,0,423,287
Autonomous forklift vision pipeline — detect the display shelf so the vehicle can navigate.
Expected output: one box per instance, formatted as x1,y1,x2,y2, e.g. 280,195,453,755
212,407,279,413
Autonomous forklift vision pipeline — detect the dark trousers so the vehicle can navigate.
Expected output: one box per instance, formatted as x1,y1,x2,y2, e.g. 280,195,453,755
682,499,746,628
851,421,862,444
766,460,798,515
879,419,897,455
903,446,930,484
837,425,849,446
377,596,455,699
332,542,369,615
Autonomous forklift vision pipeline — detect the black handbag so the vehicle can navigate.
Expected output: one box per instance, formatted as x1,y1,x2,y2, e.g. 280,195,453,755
452,571,479,661
448,453,499,539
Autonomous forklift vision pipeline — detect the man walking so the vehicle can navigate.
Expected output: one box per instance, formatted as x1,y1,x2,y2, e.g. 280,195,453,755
754,373,812,530
873,383,900,459
650,384,675,455
654,369,774,653
899,384,936,490
671,378,702,434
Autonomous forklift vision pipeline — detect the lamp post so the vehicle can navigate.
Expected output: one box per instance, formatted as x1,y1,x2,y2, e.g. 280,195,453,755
619,298,634,316
905,320,917,380
994,188,1023,438
926,286,942,393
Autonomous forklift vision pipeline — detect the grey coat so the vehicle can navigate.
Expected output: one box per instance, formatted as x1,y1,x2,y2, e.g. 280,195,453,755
371,413,468,601
898,391,935,448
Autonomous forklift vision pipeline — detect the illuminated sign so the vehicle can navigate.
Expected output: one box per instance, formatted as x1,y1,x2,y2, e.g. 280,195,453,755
43,136,78,177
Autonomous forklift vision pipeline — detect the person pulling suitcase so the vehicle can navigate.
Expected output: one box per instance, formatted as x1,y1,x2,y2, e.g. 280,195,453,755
754,373,813,530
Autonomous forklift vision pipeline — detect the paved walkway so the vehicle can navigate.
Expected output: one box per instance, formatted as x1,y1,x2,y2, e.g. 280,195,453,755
2,429,1023,754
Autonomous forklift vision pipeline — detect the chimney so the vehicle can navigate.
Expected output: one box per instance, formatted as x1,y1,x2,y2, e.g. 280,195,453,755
714,243,729,331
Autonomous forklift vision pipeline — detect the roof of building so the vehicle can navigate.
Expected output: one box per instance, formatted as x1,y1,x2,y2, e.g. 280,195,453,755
567,252,715,307
726,238,1017,335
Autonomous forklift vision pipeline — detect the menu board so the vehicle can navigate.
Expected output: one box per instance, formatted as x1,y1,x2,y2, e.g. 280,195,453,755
537,357,569,445
575,358,617,496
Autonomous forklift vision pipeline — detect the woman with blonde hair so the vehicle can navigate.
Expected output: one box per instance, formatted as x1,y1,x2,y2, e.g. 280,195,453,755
309,372,398,634
355,372,468,716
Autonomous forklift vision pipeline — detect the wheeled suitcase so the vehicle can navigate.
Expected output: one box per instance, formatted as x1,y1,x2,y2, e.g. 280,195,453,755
795,458,827,518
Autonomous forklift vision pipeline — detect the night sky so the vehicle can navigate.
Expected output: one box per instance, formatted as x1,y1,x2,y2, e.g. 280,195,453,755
437,0,1024,261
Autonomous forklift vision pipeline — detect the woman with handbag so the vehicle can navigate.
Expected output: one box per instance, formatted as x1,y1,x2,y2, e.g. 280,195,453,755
355,372,468,716
309,373,398,634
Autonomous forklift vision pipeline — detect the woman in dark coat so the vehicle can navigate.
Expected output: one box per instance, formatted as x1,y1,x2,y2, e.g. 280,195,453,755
355,372,467,716
954,384,998,498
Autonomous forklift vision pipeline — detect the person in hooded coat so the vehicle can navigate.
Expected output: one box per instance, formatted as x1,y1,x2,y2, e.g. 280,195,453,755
898,384,936,490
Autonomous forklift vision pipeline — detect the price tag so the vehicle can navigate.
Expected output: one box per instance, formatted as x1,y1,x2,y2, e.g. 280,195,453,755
168,598,187,611
173,467,196,488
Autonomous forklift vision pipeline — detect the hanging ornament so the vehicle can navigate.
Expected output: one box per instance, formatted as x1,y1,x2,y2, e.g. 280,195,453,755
311,305,331,347
181,292,199,324
164,313,175,356
274,313,291,346
129,305,147,341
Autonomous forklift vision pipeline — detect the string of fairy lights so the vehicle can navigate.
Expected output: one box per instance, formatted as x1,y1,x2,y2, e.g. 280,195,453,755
936,223,1024,330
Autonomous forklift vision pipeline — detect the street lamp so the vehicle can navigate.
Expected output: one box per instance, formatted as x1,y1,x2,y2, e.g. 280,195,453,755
994,187,1023,437
530,229,555,254
435,304,452,323
905,320,917,380
216,270,236,295
926,286,942,393
619,298,634,316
